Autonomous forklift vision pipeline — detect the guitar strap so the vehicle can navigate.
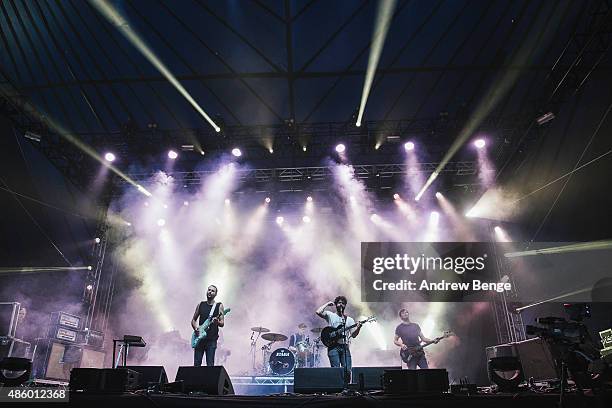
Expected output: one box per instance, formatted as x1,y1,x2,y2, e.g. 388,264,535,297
206,302,218,320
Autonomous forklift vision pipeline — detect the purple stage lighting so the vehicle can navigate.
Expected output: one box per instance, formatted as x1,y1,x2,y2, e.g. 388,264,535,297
168,150,178,159
231,148,242,157
474,139,486,149
335,143,346,153
404,142,415,151
104,152,116,162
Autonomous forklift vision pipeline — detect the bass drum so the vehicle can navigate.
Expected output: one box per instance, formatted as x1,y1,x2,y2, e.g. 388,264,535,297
269,347,295,375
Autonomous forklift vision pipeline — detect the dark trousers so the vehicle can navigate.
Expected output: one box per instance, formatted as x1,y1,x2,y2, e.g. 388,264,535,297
194,340,217,367
328,344,352,384
406,353,429,369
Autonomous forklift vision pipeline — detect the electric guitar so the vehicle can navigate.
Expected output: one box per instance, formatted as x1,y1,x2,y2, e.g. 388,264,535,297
320,316,376,348
400,330,453,363
191,307,231,348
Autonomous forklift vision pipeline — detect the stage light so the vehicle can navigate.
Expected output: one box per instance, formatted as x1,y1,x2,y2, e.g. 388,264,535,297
225,198,231,205
404,141,415,151
264,197,271,204
183,201,189,206
393,193,400,200
87,266,93,271
276,216,284,225
536,112,555,126
86,284,93,291
157,218,166,227
104,152,116,162
168,150,178,159
435,192,443,199
494,226,502,233
370,213,379,222
303,146,307,152
94,237,101,244
231,148,242,157
374,142,381,150
302,215,311,223
125,222,132,226
305,196,312,202
269,148,274,154
335,144,346,153
474,139,486,149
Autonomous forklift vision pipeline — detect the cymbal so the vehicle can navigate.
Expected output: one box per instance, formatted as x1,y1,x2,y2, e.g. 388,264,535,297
251,326,270,333
310,327,324,333
262,332,288,342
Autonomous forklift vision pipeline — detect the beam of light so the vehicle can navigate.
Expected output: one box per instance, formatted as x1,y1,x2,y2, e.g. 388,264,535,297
404,146,423,199
421,316,436,339
415,4,564,201
464,187,519,221
494,226,511,242
404,141,414,151
473,138,486,149
302,215,311,223
477,144,495,188
89,0,220,132
436,192,475,241
275,216,284,226
235,204,268,257
360,316,387,350
0,266,91,275
355,0,397,127
515,287,594,312
424,211,440,242
511,149,612,204
504,240,612,258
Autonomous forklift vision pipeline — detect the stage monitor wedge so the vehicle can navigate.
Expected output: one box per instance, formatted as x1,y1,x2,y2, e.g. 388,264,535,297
175,366,234,395
294,367,345,394
123,365,168,390
352,366,401,390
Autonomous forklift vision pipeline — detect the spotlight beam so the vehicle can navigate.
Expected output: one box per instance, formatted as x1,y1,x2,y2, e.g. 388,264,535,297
89,0,220,132
415,6,564,201
0,266,91,275
504,241,612,258
355,0,397,127
515,287,593,312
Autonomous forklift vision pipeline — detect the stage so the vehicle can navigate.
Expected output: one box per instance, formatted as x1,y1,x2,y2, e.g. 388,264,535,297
40,390,610,408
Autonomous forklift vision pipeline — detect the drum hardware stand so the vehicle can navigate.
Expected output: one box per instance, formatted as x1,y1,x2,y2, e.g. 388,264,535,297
249,330,261,374
261,341,274,375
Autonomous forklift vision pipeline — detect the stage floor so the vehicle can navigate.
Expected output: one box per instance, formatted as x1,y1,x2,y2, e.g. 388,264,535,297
29,390,606,408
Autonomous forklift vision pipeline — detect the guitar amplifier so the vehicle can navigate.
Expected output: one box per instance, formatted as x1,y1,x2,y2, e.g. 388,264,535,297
47,325,82,343
50,311,82,329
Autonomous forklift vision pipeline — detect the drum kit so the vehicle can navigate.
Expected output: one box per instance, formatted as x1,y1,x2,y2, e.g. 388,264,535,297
249,324,325,376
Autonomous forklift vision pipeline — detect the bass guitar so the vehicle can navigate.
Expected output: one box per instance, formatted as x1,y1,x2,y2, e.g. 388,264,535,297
320,316,376,348
400,330,453,363
191,307,231,348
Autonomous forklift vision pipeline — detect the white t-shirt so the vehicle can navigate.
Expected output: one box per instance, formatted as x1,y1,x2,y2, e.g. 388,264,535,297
322,311,355,345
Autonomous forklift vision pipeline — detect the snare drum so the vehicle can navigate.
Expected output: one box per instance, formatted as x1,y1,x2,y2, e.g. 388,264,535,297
269,347,295,375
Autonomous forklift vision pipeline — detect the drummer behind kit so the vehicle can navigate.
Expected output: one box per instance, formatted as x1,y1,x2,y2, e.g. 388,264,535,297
249,324,326,375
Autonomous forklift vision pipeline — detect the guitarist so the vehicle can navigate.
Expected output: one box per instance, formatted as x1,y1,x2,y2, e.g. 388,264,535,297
315,296,362,384
394,308,437,369
191,285,225,366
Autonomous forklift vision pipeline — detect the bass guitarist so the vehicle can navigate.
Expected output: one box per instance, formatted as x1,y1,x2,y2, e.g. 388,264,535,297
316,296,362,384
394,308,437,369
191,285,224,366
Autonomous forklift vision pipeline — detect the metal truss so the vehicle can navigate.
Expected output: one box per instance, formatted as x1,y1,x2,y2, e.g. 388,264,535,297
124,161,476,186
230,376,294,386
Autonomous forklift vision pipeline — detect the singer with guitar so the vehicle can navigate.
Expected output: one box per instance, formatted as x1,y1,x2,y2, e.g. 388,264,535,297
191,285,225,367
316,296,362,384
394,308,437,369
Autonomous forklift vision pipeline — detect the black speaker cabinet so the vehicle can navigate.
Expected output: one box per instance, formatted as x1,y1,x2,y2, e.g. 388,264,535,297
352,366,402,390
175,366,234,395
384,368,449,394
294,368,345,394
69,368,139,393
123,365,168,389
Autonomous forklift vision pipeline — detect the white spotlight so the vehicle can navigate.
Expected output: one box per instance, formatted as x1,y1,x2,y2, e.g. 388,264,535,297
302,215,311,223
144,202,149,207
370,213,379,222
183,201,189,206
265,197,271,203
393,193,400,200
157,218,166,227
87,266,93,271
306,196,313,202
494,226,502,233
104,152,116,162
168,150,178,159
94,237,101,244
269,148,274,154
276,216,284,225
231,148,242,157
86,284,93,291
404,141,415,151
224,198,231,206
302,146,307,152
335,143,346,153
435,192,443,199
474,139,486,149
